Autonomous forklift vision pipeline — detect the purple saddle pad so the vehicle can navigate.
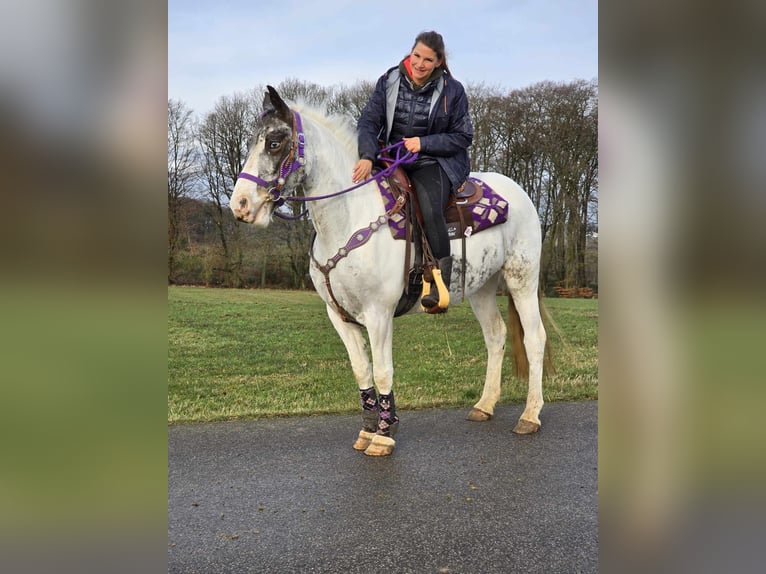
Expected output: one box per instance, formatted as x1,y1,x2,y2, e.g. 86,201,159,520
377,176,508,240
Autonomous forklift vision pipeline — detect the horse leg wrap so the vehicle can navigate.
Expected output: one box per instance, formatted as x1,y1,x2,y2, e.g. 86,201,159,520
359,386,379,432
352,387,380,451
376,391,399,437
365,391,398,456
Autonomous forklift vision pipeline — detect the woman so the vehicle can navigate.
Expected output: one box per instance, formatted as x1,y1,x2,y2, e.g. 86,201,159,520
352,30,474,311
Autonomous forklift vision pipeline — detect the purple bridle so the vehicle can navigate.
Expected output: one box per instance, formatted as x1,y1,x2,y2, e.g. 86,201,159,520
237,110,307,204
236,109,417,219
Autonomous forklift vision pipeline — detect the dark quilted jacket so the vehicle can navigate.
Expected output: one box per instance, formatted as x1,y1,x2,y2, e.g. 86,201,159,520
357,64,474,192
389,80,434,143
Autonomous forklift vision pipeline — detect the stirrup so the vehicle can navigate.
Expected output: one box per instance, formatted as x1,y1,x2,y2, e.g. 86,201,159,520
420,269,449,311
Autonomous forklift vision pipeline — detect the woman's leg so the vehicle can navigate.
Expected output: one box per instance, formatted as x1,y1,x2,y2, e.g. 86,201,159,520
408,163,452,308
409,163,451,259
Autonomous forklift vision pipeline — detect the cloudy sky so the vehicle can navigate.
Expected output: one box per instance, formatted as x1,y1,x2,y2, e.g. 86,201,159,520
169,0,597,116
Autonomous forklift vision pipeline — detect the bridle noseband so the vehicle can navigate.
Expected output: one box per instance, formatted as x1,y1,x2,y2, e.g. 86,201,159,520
237,110,307,207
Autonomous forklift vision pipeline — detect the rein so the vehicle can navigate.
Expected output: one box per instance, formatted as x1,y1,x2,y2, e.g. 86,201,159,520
283,140,418,203
237,111,417,219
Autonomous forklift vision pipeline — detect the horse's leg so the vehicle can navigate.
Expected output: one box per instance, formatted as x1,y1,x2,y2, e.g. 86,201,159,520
324,305,378,450
508,285,547,434
360,312,398,457
466,276,507,422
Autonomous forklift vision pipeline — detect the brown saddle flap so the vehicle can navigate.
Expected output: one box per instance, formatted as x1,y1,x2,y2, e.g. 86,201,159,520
444,179,482,235
382,165,425,228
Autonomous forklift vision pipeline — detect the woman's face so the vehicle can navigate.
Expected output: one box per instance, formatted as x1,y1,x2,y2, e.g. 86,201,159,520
409,42,442,84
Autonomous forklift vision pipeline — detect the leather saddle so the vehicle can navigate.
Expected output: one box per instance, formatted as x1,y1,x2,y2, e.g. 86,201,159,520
386,167,486,245
384,165,484,232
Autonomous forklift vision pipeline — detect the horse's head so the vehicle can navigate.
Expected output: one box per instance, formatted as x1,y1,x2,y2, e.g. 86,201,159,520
230,86,306,226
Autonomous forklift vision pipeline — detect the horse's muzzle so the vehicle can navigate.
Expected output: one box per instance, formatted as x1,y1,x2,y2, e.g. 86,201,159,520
231,195,251,221
230,191,272,226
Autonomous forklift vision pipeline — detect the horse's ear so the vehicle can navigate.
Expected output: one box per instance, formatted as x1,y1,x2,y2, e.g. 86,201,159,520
262,88,273,111
264,85,292,124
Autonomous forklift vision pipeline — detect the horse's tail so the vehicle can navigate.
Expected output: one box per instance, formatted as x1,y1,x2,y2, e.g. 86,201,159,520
507,289,555,380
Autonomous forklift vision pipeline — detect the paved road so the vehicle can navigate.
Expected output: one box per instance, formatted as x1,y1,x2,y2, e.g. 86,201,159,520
168,402,597,573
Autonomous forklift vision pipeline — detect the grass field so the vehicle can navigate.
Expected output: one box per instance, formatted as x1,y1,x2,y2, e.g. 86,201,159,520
168,286,598,423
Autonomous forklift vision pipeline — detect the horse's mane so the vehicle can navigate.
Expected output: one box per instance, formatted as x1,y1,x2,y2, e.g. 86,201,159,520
290,99,358,158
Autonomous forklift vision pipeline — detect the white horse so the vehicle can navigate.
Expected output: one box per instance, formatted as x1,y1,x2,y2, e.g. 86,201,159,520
231,86,549,456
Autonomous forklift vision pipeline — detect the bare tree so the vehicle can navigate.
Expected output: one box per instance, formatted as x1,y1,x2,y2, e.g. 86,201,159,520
542,80,598,288
168,99,197,283
468,80,598,291
196,93,256,286
466,83,505,172
276,78,331,107
329,80,376,119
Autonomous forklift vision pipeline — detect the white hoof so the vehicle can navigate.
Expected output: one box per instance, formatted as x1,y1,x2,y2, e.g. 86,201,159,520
352,430,376,451
364,434,396,456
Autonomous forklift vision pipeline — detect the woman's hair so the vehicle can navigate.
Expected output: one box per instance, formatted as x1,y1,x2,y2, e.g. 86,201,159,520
411,30,450,74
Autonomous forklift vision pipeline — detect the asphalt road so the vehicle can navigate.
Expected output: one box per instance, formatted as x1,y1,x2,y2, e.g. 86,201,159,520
168,401,597,573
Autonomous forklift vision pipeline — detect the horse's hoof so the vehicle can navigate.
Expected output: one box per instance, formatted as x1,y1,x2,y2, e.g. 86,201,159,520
364,434,395,456
466,408,493,422
513,419,541,434
352,430,376,451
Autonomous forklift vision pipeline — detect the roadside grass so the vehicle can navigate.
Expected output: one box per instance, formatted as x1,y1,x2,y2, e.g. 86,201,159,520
168,286,598,423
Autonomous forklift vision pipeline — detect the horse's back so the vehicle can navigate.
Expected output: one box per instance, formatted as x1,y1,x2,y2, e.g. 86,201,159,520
470,171,540,231
470,171,537,218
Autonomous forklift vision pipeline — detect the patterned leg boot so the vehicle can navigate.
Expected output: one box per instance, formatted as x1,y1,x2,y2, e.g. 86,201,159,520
364,391,399,457
352,387,379,451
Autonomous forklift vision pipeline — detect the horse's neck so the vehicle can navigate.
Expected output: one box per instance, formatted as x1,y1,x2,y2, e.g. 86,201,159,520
302,120,382,249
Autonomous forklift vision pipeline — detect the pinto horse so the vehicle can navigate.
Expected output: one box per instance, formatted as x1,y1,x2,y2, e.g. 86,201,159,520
230,86,549,456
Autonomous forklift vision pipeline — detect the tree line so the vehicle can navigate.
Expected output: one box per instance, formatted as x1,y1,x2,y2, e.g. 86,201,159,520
168,78,597,294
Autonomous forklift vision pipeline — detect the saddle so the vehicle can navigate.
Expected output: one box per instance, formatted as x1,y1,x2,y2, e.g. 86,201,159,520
380,167,508,241
375,163,509,316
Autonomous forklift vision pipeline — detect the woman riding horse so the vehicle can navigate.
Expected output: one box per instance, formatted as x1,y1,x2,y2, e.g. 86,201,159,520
352,30,474,312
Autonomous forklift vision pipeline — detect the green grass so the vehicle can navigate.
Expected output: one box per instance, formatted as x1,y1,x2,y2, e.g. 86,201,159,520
168,286,598,423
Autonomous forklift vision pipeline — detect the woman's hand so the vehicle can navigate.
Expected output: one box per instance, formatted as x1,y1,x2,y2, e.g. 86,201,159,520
352,158,373,183
402,137,421,153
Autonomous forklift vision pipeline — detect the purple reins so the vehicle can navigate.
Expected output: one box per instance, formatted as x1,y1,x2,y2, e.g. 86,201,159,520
236,110,418,220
